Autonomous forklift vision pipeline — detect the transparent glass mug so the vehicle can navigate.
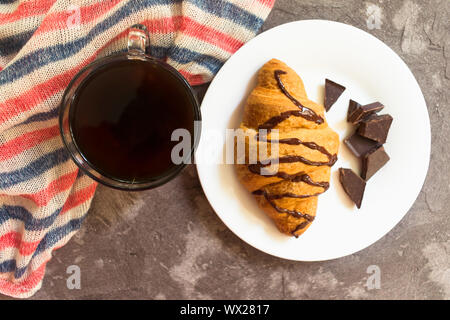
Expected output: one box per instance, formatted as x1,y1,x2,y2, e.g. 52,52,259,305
59,25,201,190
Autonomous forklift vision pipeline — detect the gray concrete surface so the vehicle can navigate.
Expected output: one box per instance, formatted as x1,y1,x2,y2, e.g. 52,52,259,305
3,0,450,300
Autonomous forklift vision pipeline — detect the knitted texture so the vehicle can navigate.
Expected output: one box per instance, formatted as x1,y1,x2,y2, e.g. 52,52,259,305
0,0,274,298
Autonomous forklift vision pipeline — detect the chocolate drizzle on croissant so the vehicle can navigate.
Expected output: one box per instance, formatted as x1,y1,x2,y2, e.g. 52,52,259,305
274,70,324,125
236,60,339,238
254,134,338,167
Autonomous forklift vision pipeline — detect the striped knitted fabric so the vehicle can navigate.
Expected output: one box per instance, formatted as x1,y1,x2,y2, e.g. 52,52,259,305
0,0,274,298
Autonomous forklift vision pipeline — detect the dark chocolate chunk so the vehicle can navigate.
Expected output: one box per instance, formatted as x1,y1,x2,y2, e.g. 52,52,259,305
325,79,346,111
339,168,366,209
358,114,393,143
362,146,390,181
347,102,384,124
344,132,381,158
347,100,361,122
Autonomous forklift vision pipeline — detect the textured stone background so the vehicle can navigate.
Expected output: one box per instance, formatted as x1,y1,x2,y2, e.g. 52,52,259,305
3,0,449,300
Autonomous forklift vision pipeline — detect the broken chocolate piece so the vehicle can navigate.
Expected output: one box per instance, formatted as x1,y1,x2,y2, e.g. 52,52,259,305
347,102,384,124
339,168,366,209
344,132,381,158
325,79,346,111
358,114,393,144
362,146,390,181
347,100,361,122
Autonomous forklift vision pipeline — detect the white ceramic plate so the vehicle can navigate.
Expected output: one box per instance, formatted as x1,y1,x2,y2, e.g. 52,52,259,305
195,20,430,261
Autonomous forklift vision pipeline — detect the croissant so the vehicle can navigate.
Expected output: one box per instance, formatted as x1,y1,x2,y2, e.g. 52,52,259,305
235,59,339,237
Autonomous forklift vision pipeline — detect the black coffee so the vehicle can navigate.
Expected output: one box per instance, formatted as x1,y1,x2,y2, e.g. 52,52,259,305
70,59,196,182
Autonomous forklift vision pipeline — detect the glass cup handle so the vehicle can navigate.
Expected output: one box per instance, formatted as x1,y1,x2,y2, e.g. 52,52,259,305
127,24,149,55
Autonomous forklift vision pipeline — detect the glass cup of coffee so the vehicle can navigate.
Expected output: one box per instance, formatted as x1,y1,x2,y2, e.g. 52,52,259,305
59,24,201,190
